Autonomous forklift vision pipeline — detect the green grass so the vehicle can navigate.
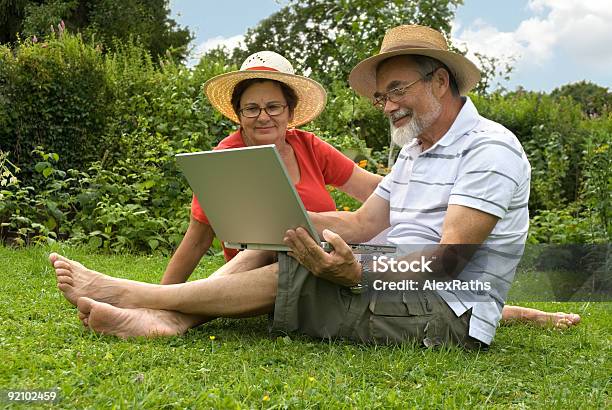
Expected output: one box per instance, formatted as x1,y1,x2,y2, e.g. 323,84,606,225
0,244,610,409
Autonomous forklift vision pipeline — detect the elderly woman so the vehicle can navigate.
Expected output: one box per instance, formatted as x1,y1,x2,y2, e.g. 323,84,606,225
50,52,579,338
160,51,380,285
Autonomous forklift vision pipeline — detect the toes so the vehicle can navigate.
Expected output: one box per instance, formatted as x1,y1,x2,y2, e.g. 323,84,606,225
568,313,581,324
50,253,71,264
57,275,73,286
55,268,72,278
78,311,89,327
77,297,95,315
49,253,59,264
53,260,72,270
58,283,72,293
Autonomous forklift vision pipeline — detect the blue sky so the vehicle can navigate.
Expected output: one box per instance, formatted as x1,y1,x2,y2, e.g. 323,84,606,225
169,0,612,92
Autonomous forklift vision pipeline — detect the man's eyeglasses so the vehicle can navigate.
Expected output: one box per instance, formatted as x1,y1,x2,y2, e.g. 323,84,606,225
373,71,435,110
239,103,287,118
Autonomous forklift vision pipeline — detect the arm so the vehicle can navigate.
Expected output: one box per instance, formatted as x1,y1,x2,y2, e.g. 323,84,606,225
309,193,391,243
413,204,499,280
285,204,499,287
337,165,383,203
160,216,214,284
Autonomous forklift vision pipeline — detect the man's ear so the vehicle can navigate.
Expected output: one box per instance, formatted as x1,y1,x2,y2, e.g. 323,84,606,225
432,68,450,98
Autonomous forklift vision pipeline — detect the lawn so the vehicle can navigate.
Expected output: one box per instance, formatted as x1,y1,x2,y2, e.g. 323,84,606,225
0,244,610,409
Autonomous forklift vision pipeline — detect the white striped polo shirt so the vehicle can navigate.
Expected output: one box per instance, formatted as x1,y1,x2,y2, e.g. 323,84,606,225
374,97,531,344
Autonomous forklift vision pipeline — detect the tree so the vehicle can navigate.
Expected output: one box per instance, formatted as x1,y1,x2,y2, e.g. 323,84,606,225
0,0,191,61
551,81,611,117
232,0,463,88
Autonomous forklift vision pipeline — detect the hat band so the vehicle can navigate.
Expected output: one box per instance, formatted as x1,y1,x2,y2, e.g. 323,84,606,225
245,66,280,72
382,42,447,53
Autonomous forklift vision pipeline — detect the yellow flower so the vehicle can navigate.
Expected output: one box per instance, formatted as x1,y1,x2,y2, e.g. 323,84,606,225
343,206,350,211
209,335,216,340
358,159,368,168
308,376,315,382
594,144,608,154
262,395,270,401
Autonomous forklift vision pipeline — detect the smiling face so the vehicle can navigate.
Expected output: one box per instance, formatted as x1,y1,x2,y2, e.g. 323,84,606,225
238,81,294,146
375,56,442,147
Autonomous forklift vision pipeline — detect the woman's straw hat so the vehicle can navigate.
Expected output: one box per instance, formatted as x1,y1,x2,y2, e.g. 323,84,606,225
349,25,481,98
204,51,327,128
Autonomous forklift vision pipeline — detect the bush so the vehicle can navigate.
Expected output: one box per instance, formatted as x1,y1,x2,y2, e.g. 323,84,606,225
0,33,114,174
472,91,586,212
1,36,610,252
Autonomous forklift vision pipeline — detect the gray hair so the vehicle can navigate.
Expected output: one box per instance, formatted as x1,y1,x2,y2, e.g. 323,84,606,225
410,55,460,97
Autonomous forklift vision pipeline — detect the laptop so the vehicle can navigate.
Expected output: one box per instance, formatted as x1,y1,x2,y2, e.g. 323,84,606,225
176,144,396,254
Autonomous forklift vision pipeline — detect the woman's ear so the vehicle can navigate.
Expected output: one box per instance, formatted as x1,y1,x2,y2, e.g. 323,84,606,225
288,109,295,125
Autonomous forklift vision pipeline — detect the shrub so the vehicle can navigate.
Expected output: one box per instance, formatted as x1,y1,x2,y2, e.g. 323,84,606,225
473,91,586,212
0,34,114,174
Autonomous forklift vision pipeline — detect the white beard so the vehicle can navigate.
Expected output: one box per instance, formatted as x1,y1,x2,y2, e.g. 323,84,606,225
390,88,442,147
390,114,421,147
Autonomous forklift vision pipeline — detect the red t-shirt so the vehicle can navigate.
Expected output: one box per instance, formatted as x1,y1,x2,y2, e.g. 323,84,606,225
191,128,356,261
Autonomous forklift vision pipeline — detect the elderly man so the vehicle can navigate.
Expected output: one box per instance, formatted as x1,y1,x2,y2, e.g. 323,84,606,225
50,25,530,348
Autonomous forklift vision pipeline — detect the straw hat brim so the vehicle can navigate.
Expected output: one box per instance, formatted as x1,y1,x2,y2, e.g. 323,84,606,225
204,70,327,128
349,48,481,98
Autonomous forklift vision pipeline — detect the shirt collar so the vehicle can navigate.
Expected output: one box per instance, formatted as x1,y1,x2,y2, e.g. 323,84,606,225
431,96,480,148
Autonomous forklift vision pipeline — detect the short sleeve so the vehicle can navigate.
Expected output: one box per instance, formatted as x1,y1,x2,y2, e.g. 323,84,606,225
191,194,211,225
311,136,355,187
448,141,526,218
374,173,392,201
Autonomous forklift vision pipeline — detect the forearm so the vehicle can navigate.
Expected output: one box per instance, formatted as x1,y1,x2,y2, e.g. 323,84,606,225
161,218,214,284
310,194,391,243
375,244,477,282
161,241,209,284
310,210,372,243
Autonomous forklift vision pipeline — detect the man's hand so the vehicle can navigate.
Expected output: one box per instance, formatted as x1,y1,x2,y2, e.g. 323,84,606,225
283,228,362,287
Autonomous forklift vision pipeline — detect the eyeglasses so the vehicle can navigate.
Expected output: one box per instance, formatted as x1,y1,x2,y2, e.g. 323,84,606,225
373,71,435,110
239,103,287,118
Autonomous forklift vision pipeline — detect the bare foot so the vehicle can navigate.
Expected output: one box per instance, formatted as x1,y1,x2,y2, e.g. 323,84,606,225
77,297,197,339
539,312,581,330
49,253,129,307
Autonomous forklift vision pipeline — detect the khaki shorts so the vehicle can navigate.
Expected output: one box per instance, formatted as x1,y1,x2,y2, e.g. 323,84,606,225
270,252,484,349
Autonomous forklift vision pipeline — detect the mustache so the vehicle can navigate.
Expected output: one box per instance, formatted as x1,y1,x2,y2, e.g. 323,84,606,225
389,108,412,123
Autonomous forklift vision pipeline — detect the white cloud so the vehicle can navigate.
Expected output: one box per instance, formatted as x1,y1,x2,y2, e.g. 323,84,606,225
194,34,245,58
186,34,245,67
452,0,612,72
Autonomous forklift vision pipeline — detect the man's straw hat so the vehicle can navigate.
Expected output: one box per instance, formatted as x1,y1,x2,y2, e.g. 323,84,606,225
204,51,326,128
349,25,481,98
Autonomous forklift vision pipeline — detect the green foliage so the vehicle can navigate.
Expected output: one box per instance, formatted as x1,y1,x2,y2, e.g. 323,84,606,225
0,149,19,186
0,145,194,253
551,81,611,117
0,0,191,61
0,33,114,174
472,91,586,212
21,0,77,37
309,80,390,152
0,26,610,252
233,0,463,89
578,127,611,240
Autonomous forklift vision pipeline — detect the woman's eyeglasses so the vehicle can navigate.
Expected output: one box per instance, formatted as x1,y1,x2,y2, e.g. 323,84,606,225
239,103,287,118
